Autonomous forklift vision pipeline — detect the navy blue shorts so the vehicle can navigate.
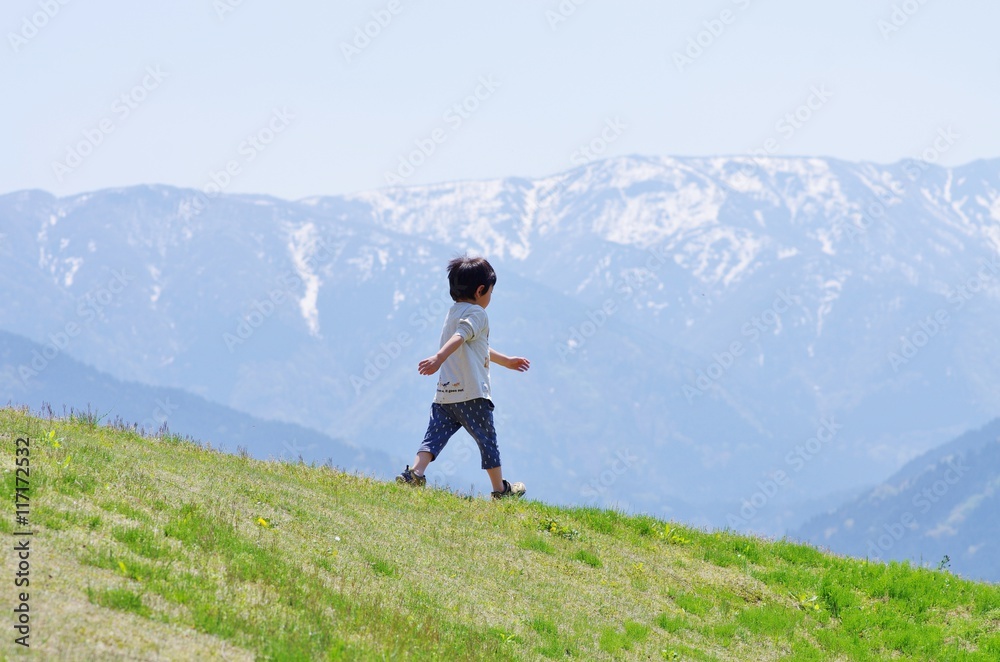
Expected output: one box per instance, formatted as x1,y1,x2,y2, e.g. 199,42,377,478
418,398,501,470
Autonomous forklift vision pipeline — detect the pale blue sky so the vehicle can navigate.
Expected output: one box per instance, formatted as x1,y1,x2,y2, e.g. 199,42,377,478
4,0,998,199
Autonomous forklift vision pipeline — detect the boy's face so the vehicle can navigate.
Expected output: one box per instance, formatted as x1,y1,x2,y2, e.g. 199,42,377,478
474,284,493,308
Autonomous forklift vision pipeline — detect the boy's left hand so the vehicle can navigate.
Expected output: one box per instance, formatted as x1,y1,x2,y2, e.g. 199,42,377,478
505,356,530,372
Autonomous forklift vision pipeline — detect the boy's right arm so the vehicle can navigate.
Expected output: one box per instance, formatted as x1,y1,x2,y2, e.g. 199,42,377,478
418,333,464,375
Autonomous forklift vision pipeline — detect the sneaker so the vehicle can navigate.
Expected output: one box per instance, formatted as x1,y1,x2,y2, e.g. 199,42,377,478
395,465,426,487
491,479,526,500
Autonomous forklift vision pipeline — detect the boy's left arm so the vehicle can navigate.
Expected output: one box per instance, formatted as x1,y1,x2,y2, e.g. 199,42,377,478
490,348,530,372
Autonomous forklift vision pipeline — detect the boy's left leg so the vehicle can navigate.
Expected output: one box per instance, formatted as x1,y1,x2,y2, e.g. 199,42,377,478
450,398,524,498
448,398,503,490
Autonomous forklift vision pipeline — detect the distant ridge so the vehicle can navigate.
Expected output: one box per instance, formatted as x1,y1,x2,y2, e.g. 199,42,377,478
0,329,393,473
796,418,1000,582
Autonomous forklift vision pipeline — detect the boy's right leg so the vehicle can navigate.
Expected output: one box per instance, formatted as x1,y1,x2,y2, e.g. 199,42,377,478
410,451,433,476
396,462,428,487
397,403,461,486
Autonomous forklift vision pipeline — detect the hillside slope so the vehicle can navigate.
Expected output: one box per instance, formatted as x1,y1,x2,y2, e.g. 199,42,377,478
1,407,999,660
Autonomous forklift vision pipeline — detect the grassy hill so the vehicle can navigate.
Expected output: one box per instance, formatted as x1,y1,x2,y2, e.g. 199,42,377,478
1,407,998,661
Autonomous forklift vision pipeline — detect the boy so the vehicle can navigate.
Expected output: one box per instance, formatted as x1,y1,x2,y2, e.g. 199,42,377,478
396,255,530,500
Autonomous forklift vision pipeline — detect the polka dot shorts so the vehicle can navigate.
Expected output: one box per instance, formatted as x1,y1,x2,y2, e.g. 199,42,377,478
418,398,501,470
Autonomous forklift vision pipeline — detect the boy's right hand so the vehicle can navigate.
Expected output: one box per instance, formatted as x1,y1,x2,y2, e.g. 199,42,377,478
418,333,464,376
418,354,444,375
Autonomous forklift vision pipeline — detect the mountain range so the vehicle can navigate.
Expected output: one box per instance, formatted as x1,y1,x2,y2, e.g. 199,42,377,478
2,154,998,558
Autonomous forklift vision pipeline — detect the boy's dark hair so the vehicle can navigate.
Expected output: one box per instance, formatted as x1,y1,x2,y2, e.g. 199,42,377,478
447,255,497,302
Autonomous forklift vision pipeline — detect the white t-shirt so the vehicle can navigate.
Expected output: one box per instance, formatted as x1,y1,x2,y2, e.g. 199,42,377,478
434,302,491,404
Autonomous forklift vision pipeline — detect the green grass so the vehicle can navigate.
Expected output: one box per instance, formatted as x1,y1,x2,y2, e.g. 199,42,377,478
518,532,555,554
87,587,151,618
2,406,1000,660
572,548,603,568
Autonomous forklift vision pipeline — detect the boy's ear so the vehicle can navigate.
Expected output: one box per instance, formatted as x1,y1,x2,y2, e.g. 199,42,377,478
475,285,486,298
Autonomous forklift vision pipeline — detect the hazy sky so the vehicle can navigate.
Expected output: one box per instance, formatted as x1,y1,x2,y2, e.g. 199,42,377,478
5,0,998,200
